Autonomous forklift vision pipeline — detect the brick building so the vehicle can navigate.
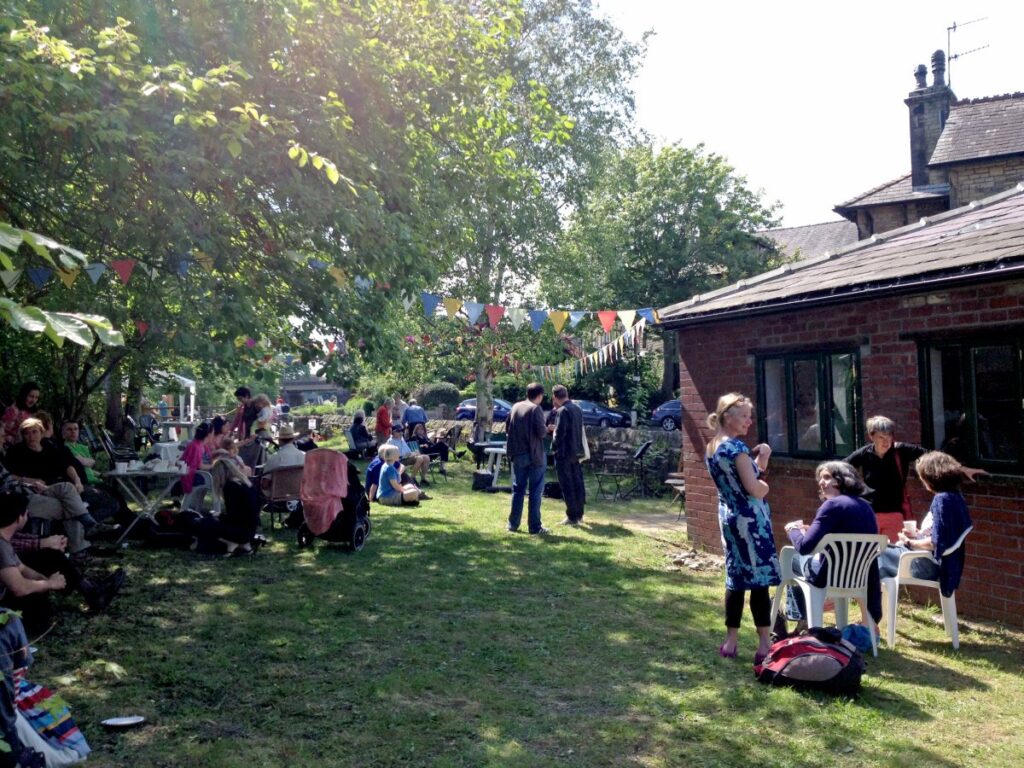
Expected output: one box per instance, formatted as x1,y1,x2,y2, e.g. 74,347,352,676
657,55,1024,627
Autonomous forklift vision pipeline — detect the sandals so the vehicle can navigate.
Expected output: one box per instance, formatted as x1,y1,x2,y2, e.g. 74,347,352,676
718,643,738,659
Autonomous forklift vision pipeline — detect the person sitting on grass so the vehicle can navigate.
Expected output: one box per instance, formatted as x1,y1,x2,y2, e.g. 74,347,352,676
200,456,262,556
365,445,430,503
0,493,124,636
386,423,431,486
375,446,421,507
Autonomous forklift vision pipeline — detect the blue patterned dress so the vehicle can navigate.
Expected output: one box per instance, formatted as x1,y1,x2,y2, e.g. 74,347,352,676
705,438,781,590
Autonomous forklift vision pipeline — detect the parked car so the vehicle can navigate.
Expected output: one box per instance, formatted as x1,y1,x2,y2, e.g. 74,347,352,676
454,397,514,422
575,400,631,428
651,399,681,431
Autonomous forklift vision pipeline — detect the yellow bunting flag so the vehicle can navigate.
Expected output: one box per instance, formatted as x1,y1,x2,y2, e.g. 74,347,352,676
194,252,215,273
443,297,463,319
328,266,348,288
57,268,79,288
548,310,568,333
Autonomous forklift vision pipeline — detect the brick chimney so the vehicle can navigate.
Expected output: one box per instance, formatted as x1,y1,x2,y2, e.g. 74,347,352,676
904,50,955,188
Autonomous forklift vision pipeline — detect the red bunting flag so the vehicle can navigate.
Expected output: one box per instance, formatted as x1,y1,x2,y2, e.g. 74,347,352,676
485,304,505,328
327,341,336,352
111,259,137,285
597,310,617,333
134,320,149,336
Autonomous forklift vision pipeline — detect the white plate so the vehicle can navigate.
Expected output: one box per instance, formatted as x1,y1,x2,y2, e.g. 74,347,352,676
101,715,146,729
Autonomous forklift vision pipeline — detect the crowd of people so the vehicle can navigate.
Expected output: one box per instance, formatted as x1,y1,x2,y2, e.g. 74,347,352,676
704,392,980,664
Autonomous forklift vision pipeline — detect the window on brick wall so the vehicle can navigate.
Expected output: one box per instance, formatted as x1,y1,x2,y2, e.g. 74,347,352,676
920,339,1023,472
756,350,862,458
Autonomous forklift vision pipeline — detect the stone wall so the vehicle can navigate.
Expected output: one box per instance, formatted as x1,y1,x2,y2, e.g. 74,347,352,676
948,158,1024,207
676,278,1024,627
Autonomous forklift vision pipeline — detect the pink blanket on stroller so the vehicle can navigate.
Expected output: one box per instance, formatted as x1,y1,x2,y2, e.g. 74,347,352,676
300,449,349,535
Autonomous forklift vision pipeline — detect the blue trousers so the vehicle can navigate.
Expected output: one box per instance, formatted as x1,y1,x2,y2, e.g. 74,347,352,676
509,456,546,533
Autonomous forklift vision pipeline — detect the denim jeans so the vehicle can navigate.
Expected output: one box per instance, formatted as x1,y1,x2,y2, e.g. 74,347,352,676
509,455,546,533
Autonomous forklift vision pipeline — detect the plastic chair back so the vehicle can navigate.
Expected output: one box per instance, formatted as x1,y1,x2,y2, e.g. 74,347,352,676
817,534,890,597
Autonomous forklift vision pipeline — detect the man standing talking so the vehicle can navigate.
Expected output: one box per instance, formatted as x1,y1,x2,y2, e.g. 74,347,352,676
550,385,586,526
506,382,549,535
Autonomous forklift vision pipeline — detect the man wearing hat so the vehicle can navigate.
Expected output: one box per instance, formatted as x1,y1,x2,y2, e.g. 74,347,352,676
385,423,432,486
260,423,305,476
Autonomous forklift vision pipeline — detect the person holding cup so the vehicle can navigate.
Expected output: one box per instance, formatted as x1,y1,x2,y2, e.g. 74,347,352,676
878,451,973,594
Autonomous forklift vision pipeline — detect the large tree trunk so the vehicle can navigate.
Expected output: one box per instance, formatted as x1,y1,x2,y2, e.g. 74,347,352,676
475,360,494,441
104,359,127,438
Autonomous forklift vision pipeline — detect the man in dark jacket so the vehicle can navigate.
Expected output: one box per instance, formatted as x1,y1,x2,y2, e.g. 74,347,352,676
506,383,549,535
551,385,586,526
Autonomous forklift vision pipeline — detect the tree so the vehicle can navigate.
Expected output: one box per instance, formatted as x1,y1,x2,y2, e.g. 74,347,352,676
540,142,781,397
0,1,561,419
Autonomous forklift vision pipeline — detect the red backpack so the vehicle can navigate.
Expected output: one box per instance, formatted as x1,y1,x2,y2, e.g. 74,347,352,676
754,627,865,695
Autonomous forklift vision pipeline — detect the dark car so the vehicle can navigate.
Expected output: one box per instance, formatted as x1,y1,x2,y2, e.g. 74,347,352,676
454,398,514,422
651,399,681,431
575,399,631,428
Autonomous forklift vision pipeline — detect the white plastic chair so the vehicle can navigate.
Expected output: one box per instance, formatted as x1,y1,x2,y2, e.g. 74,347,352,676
771,533,890,656
881,526,972,650
181,470,216,514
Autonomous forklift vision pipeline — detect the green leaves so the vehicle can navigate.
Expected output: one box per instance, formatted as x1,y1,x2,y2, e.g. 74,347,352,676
0,299,122,348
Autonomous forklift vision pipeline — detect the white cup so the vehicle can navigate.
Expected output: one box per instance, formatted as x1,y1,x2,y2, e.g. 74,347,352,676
904,520,918,535
115,462,129,474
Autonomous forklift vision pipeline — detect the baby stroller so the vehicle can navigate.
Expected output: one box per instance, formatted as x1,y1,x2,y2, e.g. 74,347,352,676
297,449,371,551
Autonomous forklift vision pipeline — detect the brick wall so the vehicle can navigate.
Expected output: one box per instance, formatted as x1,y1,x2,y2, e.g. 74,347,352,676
676,278,1024,626
948,157,1024,207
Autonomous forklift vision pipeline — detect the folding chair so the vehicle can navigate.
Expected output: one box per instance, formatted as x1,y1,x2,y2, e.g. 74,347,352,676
592,449,636,500
261,465,305,529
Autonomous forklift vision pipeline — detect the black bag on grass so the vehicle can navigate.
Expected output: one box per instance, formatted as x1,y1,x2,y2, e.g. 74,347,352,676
543,481,562,499
754,626,865,695
471,470,494,491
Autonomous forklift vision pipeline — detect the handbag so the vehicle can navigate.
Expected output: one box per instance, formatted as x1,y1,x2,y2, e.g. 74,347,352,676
580,424,590,462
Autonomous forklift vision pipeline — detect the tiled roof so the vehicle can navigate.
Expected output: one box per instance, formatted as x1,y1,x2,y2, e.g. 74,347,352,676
658,184,1024,326
834,173,947,212
760,220,859,260
930,93,1024,166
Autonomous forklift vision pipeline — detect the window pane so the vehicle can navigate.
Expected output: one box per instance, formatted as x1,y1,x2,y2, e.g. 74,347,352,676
762,359,789,451
793,359,821,452
928,347,969,462
830,353,857,456
973,346,1019,462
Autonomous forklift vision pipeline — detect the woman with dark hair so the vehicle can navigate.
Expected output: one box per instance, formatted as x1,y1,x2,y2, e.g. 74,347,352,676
178,422,215,509
2,381,40,446
211,415,231,440
410,422,449,477
704,393,779,664
782,461,882,632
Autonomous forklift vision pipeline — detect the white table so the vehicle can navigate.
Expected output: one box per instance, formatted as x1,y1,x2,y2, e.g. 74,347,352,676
106,468,184,544
149,441,184,462
483,446,508,488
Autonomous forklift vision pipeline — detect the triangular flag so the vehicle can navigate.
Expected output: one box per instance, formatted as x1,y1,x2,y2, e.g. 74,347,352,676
421,292,441,318
263,354,273,363
1,269,22,290
284,355,295,366
529,310,548,332
26,267,52,288
111,259,136,284
354,276,373,291
637,307,656,324
177,260,191,277
245,337,256,348
327,341,336,352
464,301,484,325
569,310,587,328
617,309,636,330
57,268,79,288
375,280,390,290
401,293,415,312
84,263,106,284
548,310,568,333
329,266,347,288
507,307,526,330
194,252,215,273
134,320,149,336
309,259,328,271
443,297,463,319
484,304,505,328
597,310,617,333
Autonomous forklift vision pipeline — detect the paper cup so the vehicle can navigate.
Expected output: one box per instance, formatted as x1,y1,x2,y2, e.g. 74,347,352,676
115,462,129,474
903,520,918,535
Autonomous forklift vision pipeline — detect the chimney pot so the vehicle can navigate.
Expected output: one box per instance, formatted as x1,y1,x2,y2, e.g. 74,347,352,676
914,64,927,89
931,49,946,87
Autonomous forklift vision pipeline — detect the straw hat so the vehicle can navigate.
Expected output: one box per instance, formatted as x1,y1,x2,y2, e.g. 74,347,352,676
277,424,297,440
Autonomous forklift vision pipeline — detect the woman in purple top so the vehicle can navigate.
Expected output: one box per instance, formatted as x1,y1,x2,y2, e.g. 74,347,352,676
783,461,881,626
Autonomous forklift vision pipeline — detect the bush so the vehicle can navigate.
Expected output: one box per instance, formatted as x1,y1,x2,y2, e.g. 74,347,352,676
342,398,374,417
413,382,461,409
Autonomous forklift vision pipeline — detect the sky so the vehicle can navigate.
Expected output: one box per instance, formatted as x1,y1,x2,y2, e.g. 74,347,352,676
595,0,1024,227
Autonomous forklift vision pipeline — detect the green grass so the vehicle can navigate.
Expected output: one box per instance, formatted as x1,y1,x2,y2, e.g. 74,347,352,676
39,462,1024,767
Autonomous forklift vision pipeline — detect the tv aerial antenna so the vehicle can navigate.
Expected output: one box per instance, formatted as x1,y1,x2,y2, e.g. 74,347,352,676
946,17,989,88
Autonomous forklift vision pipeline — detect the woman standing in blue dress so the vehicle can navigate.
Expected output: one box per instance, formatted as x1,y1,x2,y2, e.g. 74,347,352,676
705,393,781,663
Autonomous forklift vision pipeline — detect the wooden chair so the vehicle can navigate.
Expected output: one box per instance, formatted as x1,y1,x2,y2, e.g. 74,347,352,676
261,466,304,529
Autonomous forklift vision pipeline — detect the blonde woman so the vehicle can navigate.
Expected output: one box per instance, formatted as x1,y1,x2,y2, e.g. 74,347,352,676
705,393,780,664
207,455,261,555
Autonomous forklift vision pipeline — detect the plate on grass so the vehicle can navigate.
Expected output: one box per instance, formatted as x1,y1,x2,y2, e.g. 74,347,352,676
101,716,146,729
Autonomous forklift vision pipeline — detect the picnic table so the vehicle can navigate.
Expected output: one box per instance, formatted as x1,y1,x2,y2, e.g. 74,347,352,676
106,467,184,544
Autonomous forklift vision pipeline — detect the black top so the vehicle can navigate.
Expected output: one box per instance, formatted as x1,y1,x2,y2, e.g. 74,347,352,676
552,400,584,460
3,441,74,486
506,400,547,466
844,442,927,513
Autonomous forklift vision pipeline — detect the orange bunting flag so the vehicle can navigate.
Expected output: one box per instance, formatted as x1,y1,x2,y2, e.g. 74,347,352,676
111,259,137,285
485,305,505,328
328,266,348,289
443,297,463,319
57,268,79,288
597,310,617,333
548,310,569,333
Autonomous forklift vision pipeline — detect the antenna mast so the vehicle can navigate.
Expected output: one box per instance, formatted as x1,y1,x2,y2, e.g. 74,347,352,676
946,17,990,89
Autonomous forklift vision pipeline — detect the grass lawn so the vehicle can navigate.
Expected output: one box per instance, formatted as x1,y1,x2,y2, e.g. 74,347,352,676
39,461,1024,767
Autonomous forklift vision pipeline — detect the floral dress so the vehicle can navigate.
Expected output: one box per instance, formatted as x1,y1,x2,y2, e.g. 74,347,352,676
705,437,781,590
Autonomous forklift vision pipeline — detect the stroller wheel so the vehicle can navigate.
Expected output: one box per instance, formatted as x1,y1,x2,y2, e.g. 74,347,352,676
351,524,366,552
363,516,371,539
296,523,314,549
